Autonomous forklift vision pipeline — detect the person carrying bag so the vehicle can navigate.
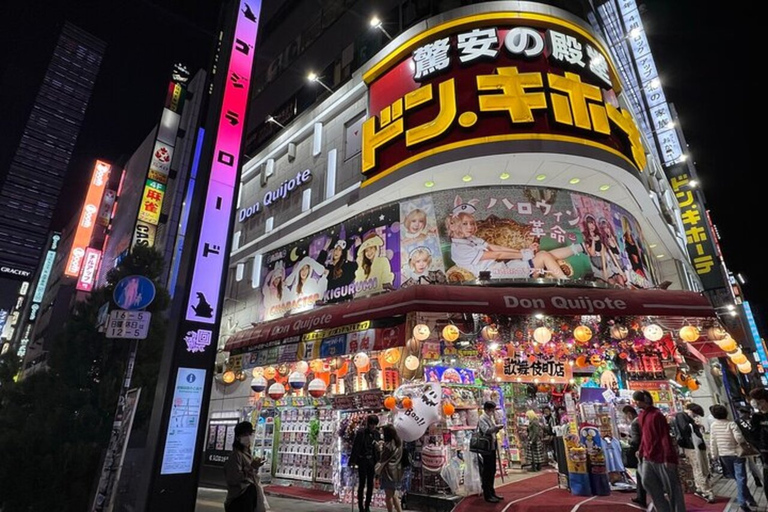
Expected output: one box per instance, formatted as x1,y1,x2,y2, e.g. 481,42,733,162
375,425,404,512
474,401,503,503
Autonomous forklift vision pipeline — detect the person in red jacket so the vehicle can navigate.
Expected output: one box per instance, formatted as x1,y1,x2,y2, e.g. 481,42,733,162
633,390,687,512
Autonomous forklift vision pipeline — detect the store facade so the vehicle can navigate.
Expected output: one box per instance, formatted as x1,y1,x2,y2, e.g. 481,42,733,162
204,2,748,503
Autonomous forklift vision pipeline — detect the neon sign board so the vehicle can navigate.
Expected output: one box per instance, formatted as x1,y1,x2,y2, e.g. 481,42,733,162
65,161,111,277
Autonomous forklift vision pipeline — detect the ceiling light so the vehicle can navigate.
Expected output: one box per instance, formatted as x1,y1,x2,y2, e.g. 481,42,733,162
424,180,435,188
499,172,510,180
656,254,665,259
599,184,611,191
649,244,658,248
462,174,473,182
370,16,381,28
569,178,581,184
307,71,318,82
535,174,546,181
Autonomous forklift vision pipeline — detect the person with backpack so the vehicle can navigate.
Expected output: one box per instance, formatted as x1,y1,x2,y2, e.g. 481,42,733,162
674,403,714,502
735,406,763,487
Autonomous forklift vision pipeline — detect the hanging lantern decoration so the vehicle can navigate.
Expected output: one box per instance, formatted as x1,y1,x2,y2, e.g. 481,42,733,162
288,371,307,390
406,337,421,354
250,376,268,393
222,370,236,384
729,352,748,365
263,366,277,380
675,370,688,386
610,324,629,340
310,359,326,373
573,325,593,344
443,403,456,417
294,360,309,375
715,336,738,352
590,354,604,367
405,355,420,371
643,324,664,342
268,382,286,400
252,366,264,378
707,325,728,341
481,325,499,341
402,397,413,409
686,377,700,391
308,378,327,398
533,326,553,344
236,370,247,381
679,325,700,343
575,355,588,368
384,395,397,410
738,361,753,374
353,352,370,369
379,347,402,369
442,324,460,343
413,324,431,341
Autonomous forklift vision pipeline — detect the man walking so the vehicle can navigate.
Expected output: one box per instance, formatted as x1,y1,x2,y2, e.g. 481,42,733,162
349,414,380,512
633,390,686,512
478,401,504,503
749,388,768,501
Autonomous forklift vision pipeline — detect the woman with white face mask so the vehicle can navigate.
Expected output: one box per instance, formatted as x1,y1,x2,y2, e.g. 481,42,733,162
224,421,268,512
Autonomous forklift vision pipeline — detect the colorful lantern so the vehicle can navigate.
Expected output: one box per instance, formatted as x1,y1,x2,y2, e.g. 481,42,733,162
610,325,628,340
222,370,236,384
738,361,753,374
590,354,603,367
288,371,307,390
533,326,552,344
250,376,267,393
294,360,309,374
406,337,421,354
707,325,727,341
405,355,420,371
643,324,664,342
308,378,327,398
251,366,264,378
384,395,397,410
443,403,455,417
268,382,286,400
413,324,431,341
442,325,460,342
310,359,325,373
573,325,592,343
353,352,370,369
679,325,700,343
481,325,499,341
715,336,738,352
575,355,588,368
730,352,748,365
686,377,700,391
263,366,277,380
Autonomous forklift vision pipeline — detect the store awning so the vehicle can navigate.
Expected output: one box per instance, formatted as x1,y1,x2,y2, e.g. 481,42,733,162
224,285,716,352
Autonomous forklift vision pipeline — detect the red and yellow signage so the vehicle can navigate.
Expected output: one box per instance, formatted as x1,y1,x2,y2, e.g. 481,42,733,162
65,160,111,277
362,14,646,185
138,180,165,225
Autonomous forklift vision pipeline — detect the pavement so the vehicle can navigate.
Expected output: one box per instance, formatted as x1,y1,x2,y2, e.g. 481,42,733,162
196,486,365,512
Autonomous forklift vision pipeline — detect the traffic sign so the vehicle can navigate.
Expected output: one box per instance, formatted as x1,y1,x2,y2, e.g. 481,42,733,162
106,310,152,339
114,275,156,310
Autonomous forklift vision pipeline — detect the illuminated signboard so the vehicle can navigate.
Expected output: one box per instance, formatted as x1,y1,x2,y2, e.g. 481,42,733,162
65,160,111,277
148,141,174,184
76,248,102,292
361,15,647,185
185,1,260,324
132,220,157,248
744,301,768,369
160,367,206,474
30,233,60,319
138,180,166,225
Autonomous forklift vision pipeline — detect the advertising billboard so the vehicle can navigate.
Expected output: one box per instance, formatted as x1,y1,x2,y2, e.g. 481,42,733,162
251,186,657,322
76,248,102,292
147,141,174,184
65,160,111,277
138,180,165,226
361,15,647,186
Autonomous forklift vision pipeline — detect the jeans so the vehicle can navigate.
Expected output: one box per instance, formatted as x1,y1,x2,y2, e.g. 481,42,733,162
640,461,686,512
357,459,375,511
722,456,757,506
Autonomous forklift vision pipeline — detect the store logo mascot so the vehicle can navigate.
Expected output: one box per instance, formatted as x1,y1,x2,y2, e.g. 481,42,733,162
393,382,441,442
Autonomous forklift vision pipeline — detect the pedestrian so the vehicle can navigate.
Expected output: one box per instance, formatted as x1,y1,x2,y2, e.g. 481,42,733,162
674,403,714,502
223,421,268,512
349,414,381,512
735,406,763,487
622,405,647,507
478,401,504,503
541,406,557,464
375,424,404,512
526,409,545,472
710,404,757,511
633,390,686,512
749,388,768,501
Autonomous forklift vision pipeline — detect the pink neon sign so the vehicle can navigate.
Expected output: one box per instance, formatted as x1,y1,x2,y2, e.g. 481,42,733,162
186,0,261,323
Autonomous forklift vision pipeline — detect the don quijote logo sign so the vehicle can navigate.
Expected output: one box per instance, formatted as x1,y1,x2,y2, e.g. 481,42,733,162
68,247,85,275
93,163,110,186
81,204,98,228
362,16,647,184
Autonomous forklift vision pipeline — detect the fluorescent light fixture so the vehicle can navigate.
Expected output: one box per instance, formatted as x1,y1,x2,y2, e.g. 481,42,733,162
656,254,665,259
424,180,435,188
499,172,510,180
569,177,581,184
599,184,611,191
535,174,546,181
462,174,473,182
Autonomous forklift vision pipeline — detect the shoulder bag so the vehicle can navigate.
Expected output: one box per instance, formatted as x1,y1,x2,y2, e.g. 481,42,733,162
469,427,493,454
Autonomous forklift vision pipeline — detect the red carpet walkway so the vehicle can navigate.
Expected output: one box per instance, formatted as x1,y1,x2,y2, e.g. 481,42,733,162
263,484,337,503
452,471,731,512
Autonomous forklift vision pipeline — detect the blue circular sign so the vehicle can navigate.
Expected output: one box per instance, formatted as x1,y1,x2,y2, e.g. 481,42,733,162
113,275,156,310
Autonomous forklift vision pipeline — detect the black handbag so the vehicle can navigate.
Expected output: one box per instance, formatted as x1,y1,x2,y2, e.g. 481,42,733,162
469,429,493,454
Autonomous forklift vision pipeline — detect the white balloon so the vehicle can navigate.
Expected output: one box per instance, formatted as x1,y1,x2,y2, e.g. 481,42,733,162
394,382,441,442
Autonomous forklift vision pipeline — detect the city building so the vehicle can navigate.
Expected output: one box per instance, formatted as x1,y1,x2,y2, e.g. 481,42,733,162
198,0,749,498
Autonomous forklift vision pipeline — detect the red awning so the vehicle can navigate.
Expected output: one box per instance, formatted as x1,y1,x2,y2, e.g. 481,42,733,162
225,285,716,352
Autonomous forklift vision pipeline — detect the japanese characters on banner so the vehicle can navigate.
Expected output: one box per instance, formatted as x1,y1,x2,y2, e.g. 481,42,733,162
363,18,647,184
138,180,165,225
76,248,102,292
496,355,572,383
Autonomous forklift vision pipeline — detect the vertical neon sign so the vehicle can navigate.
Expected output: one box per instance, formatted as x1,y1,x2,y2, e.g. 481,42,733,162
185,1,260,324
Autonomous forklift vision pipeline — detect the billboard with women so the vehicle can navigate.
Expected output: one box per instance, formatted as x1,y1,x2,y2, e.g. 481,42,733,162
253,187,656,321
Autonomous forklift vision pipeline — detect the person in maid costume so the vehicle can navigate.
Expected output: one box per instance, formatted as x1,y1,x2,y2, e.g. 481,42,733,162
445,198,582,279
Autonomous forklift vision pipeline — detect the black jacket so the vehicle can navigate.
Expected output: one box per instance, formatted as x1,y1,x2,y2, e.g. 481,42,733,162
349,426,380,466
674,412,705,450
750,412,768,454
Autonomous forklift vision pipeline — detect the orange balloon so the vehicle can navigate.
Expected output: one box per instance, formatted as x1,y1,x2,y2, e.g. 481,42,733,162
402,397,413,409
384,396,397,410
443,403,455,416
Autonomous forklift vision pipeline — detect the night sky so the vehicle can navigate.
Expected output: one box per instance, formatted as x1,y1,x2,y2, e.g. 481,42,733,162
1,1,760,331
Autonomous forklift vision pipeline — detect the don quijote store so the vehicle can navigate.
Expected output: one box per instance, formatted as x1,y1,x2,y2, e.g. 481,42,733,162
204,4,742,504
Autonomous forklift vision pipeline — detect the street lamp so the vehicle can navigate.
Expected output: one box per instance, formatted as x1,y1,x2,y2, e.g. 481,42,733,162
307,71,334,93
370,16,392,40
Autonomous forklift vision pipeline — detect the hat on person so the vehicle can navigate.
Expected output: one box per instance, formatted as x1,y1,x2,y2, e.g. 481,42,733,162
451,203,477,217
358,233,384,253
234,421,254,437
483,400,497,410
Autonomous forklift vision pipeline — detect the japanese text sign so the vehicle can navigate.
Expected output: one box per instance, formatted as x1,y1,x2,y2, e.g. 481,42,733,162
496,355,572,383
138,179,166,225
65,160,111,277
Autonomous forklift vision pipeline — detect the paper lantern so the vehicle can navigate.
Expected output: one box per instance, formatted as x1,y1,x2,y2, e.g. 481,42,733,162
413,324,431,341
384,395,397,410
308,378,327,398
590,354,603,367
251,366,264,378
222,370,236,384
442,325,460,342
294,360,309,374
310,359,325,373
738,361,753,374
443,403,455,417
643,324,664,342
715,336,738,352
382,347,402,366
533,326,552,344
421,444,446,472
679,325,700,343
610,325,628,340
406,337,421,354
353,352,370,369
481,325,499,341
288,371,307,390
402,397,413,409
405,355,420,371
707,326,727,341
686,377,700,391
730,352,748,365
263,366,277,380
575,355,588,368
250,376,267,393
573,325,592,343
268,382,286,400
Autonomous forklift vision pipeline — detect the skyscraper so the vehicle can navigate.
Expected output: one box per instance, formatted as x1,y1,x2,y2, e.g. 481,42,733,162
0,22,105,281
